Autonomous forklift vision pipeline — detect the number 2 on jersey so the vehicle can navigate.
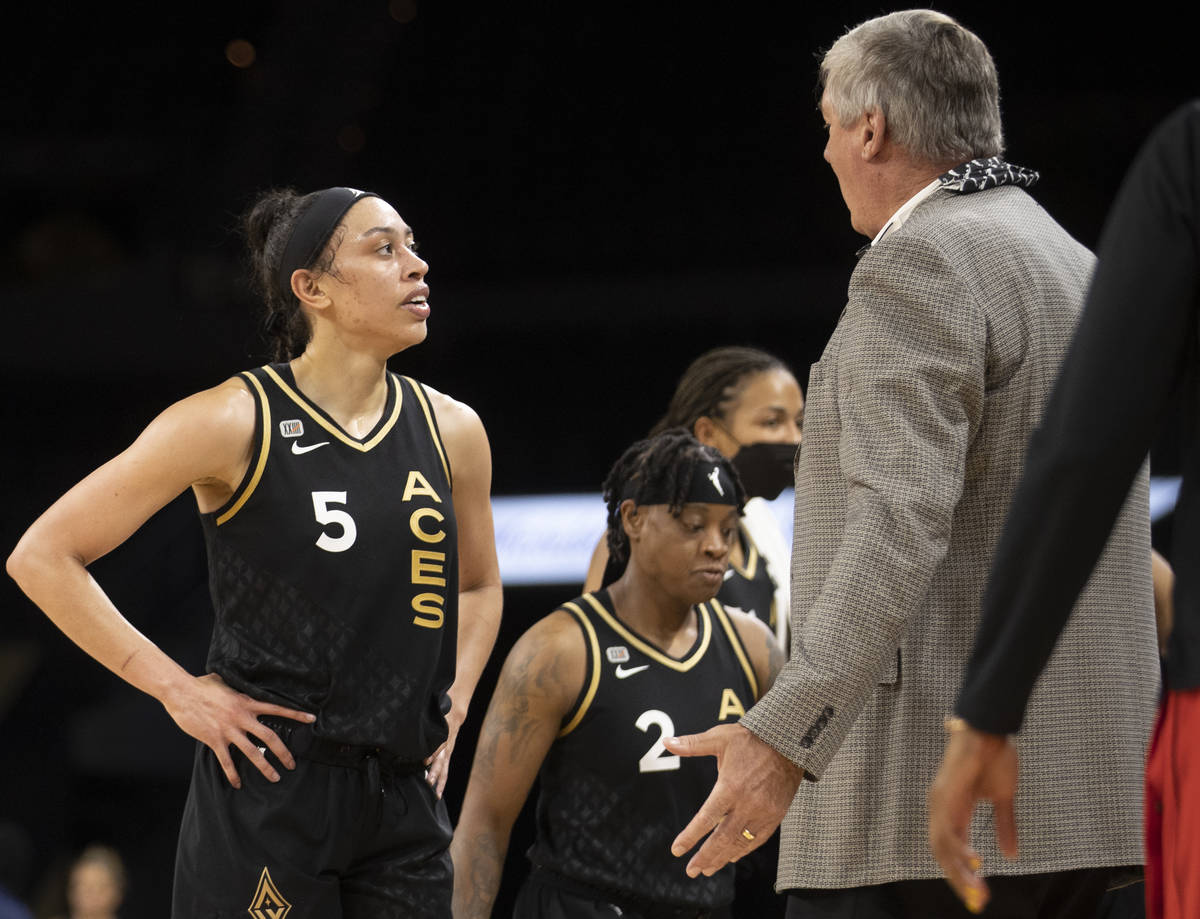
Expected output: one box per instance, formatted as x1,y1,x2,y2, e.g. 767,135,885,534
636,709,681,773
311,491,357,552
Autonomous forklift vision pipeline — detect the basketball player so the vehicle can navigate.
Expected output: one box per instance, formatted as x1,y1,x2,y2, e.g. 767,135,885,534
585,347,804,644
452,430,782,918
7,187,502,918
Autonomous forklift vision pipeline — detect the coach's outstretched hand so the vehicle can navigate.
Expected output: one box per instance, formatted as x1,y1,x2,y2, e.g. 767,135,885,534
665,723,803,877
163,672,315,789
928,725,1019,914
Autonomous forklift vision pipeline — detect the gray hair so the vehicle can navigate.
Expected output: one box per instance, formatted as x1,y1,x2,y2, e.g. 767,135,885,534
819,9,1004,164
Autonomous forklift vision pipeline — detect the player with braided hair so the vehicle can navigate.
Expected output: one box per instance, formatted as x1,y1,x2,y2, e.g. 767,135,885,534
600,428,748,572
586,347,804,645
451,430,782,919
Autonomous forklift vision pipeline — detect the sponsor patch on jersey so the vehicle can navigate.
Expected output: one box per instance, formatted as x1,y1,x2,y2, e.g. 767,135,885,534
279,419,304,438
605,645,630,664
248,866,291,919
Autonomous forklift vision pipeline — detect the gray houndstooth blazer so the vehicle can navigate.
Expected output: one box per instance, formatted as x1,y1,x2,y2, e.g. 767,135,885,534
739,183,1160,889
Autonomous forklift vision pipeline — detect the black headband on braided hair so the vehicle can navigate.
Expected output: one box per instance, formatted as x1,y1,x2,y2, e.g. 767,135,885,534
275,186,380,299
619,459,740,507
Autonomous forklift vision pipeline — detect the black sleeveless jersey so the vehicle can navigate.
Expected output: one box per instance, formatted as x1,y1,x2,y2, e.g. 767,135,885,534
527,590,758,911
199,363,458,761
601,524,777,631
716,526,778,632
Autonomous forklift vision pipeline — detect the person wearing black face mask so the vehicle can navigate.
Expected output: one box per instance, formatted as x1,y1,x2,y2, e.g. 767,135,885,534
585,345,804,649
583,347,803,919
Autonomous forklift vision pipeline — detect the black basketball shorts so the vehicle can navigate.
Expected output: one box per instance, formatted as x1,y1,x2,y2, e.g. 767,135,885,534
171,736,452,918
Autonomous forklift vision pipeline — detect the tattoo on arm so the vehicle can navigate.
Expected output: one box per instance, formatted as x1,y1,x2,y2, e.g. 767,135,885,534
456,834,505,919
455,626,576,915
474,641,566,774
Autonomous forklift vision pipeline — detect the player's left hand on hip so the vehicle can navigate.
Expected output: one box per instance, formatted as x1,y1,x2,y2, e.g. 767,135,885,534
664,723,803,878
927,725,1019,914
424,707,465,798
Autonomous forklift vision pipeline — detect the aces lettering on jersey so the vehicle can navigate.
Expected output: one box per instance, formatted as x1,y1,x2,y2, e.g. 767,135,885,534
403,470,447,630
310,469,447,630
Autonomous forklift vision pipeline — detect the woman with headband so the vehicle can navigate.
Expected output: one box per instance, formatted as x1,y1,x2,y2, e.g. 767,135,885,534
586,346,804,647
452,429,782,919
7,187,502,917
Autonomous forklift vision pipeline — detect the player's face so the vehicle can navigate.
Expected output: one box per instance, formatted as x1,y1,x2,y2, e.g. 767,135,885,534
324,196,431,354
723,368,804,453
635,502,738,604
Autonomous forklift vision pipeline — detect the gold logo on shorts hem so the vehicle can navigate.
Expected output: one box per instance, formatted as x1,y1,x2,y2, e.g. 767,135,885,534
248,866,292,919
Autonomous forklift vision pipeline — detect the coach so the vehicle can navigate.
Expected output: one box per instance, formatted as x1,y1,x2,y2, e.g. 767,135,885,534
667,10,1159,918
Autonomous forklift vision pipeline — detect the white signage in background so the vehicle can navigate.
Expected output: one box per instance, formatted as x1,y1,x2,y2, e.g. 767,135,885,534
491,478,1182,587
1151,476,1182,524
492,491,797,586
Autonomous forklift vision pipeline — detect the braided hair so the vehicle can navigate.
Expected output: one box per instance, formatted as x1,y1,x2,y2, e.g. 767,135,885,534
242,188,345,361
649,346,788,436
602,428,746,567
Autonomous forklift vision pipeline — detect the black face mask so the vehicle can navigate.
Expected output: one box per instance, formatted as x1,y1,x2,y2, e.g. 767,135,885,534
731,441,798,500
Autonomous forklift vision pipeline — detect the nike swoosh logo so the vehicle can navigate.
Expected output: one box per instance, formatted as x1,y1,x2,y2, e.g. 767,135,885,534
614,664,649,679
291,441,331,455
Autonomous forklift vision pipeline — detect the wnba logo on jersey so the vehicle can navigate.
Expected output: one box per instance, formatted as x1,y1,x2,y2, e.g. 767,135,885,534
248,867,291,919
279,419,304,438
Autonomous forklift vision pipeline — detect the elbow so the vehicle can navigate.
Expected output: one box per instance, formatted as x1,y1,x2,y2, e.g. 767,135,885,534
6,536,35,591
6,528,71,596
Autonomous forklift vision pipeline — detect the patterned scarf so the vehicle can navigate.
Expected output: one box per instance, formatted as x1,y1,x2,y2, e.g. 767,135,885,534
939,156,1040,193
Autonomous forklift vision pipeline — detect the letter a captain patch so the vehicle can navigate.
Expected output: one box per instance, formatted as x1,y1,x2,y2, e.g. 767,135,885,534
248,866,292,919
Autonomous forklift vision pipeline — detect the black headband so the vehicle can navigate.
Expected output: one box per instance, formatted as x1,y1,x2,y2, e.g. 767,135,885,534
621,460,740,507
276,187,380,298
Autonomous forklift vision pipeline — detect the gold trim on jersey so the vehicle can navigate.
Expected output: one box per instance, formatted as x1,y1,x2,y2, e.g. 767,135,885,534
728,524,759,580
402,375,452,488
559,601,601,737
216,372,272,526
582,592,712,672
260,365,403,452
711,598,759,700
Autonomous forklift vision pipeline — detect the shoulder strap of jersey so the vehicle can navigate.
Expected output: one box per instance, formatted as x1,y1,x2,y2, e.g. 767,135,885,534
708,598,759,700
213,369,272,526
557,596,602,737
399,375,453,489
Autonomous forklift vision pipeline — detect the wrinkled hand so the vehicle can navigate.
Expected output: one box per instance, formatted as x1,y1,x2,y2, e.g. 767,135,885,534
928,725,1019,914
425,707,465,798
664,723,803,877
162,672,315,789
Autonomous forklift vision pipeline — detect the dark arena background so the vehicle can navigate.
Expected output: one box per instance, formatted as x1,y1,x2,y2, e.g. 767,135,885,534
1,3,1194,916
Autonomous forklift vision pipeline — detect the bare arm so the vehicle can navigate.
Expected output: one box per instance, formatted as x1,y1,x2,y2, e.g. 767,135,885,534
1151,547,1175,656
728,610,784,700
451,612,584,918
6,379,315,788
423,388,504,796
583,533,608,592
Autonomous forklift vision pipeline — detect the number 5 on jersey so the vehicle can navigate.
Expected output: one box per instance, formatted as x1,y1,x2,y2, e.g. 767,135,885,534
312,491,357,553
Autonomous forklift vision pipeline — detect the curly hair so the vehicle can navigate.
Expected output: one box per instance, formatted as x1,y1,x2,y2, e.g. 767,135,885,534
602,428,745,566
